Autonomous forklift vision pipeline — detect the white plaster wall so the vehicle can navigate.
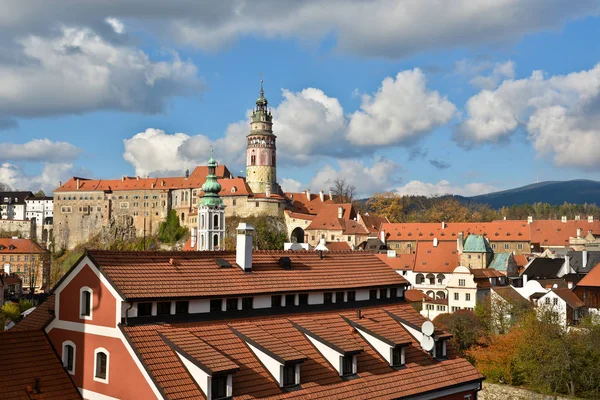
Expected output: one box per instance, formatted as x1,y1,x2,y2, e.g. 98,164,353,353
189,299,210,314
176,352,209,398
253,295,271,309
355,327,392,365
247,342,283,386
538,291,568,327
356,289,369,301
308,292,323,305
304,334,343,375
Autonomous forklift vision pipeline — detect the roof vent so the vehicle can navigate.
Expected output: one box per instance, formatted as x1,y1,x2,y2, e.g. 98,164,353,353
278,257,292,270
216,258,232,268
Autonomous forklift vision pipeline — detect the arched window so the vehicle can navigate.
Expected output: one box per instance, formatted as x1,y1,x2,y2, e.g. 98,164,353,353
416,274,425,285
213,214,219,229
251,155,256,165
80,287,92,320
436,273,445,284
200,215,205,229
62,341,76,375
181,213,185,222
426,273,435,285
213,234,219,248
200,234,204,248
94,348,109,383
436,291,445,300
426,291,434,298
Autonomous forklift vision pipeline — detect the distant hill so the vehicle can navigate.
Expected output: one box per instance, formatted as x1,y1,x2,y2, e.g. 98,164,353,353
467,180,600,208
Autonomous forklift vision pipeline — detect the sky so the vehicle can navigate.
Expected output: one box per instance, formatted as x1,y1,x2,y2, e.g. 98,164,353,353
1,1,600,197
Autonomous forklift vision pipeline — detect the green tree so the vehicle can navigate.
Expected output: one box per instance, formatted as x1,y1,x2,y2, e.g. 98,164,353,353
1,302,21,322
158,210,188,244
19,299,35,313
433,310,486,354
34,189,46,197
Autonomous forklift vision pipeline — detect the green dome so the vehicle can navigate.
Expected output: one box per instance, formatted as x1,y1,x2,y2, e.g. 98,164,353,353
200,151,223,207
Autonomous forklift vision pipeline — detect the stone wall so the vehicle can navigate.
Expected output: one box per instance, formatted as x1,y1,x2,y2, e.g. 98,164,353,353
0,219,34,239
479,383,573,400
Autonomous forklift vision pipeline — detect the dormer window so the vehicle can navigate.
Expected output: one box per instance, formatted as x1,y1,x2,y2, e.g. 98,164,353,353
434,339,447,359
341,354,356,376
392,347,405,367
211,375,229,399
282,364,298,387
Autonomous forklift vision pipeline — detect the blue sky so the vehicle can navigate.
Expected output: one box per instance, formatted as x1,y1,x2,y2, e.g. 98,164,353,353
1,1,599,197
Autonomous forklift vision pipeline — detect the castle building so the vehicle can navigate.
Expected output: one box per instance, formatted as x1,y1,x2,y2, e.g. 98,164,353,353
197,154,226,251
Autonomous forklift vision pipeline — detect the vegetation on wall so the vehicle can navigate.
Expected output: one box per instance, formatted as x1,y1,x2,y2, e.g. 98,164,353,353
223,215,287,250
158,209,188,244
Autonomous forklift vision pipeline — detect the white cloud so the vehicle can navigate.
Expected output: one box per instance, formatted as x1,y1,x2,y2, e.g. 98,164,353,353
0,162,77,193
1,1,596,58
0,139,81,163
455,62,600,168
469,60,515,90
395,180,497,197
0,25,202,121
279,178,303,193
309,157,401,197
347,69,456,146
105,17,124,34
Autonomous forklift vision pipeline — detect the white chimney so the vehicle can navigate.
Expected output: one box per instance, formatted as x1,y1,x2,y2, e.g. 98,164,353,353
319,190,324,202
503,216,506,220
380,229,386,244
306,189,311,201
583,250,588,270
527,216,533,224
328,190,333,200
457,232,464,253
236,223,254,272
561,216,567,223
337,206,343,219
575,215,581,220
122,176,125,182
589,215,594,223
568,281,573,289
577,228,582,238
433,238,438,247
387,249,396,258
76,178,80,190
441,221,445,229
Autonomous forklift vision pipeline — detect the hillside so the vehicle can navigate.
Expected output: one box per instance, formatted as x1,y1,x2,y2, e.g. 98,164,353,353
467,180,600,208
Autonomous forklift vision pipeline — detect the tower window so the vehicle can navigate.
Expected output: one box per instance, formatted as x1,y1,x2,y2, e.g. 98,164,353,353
251,155,256,165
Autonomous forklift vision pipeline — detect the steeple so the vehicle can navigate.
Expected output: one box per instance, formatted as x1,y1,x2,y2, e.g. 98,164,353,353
200,149,223,207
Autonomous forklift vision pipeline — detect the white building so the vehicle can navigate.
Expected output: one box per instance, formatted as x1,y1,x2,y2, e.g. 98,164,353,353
538,288,585,328
0,192,32,221
25,197,54,226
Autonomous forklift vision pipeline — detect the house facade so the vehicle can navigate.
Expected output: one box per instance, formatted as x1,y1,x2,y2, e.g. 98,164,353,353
0,238,50,293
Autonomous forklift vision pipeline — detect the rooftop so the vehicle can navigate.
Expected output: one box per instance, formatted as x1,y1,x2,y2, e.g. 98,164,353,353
551,288,585,309
123,303,482,400
0,238,48,254
522,257,565,280
78,250,408,300
413,241,459,273
462,234,493,253
576,262,600,287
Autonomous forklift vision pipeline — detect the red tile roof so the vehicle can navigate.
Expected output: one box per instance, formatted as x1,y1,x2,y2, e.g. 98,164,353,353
382,220,530,242
0,330,80,399
375,253,416,271
11,295,55,332
359,213,389,234
86,250,408,300
306,204,358,231
2,273,22,286
552,288,585,309
514,254,529,268
575,262,600,287
470,269,505,279
404,289,432,303
0,238,48,254
530,220,600,247
123,303,482,400
285,192,334,215
324,242,351,251
413,241,459,273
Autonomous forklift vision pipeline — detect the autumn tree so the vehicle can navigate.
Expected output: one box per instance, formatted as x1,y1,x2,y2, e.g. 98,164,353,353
366,192,407,222
423,197,471,222
433,310,486,354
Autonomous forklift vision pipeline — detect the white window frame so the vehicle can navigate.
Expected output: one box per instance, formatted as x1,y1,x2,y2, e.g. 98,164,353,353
93,347,110,384
79,286,93,320
62,340,76,375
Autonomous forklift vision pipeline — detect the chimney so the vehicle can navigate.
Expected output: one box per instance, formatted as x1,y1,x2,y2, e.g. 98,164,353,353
121,176,125,182
433,238,438,247
575,215,581,220
306,189,311,201
328,190,333,200
441,221,445,229
589,215,594,223
357,309,363,319
583,250,588,270
185,169,190,179
457,232,464,253
191,228,197,250
58,180,62,187
236,223,254,272
338,206,343,219
290,194,294,200
503,216,506,220
577,228,582,238
136,176,140,180
319,190,325,202
380,229,386,244
561,216,567,223
76,178,80,190
527,216,533,224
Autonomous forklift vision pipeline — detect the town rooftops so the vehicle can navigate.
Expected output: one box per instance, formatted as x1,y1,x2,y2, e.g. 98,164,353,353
382,220,530,242
404,289,433,303
530,219,600,247
551,288,585,309
492,286,529,306
123,303,482,400
0,329,80,399
567,250,600,273
575,262,600,287
285,191,334,215
0,238,47,254
11,295,55,332
413,241,459,273
463,234,493,253
375,253,416,271
75,250,408,300
0,191,34,205
488,252,512,272
522,257,565,280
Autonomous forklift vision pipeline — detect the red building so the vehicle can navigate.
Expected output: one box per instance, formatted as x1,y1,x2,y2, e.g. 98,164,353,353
15,225,483,399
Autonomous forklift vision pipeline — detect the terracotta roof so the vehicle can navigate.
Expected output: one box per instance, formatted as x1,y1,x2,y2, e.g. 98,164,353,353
324,242,351,251
11,295,55,332
182,237,195,251
293,316,364,354
413,241,459,273
85,250,408,300
576,262,600,287
284,210,315,220
285,192,334,215
552,288,585,309
359,213,389,234
231,323,307,364
470,269,504,279
423,298,449,306
513,254,529,268
0,330,81,399
404,289,431,303
530,219,600,247
382,220,530,242
2,273,22,286
123,303,482,400
0,238,48,254
492,286,529,306
375,253,416,271
306,204,366,235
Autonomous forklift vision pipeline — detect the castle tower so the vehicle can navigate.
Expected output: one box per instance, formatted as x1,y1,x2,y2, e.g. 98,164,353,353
246,80,278,195
197,152,226,250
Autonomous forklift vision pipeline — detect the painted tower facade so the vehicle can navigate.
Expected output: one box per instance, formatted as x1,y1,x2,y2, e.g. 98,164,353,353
197,153,226,250
246,81,278,195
